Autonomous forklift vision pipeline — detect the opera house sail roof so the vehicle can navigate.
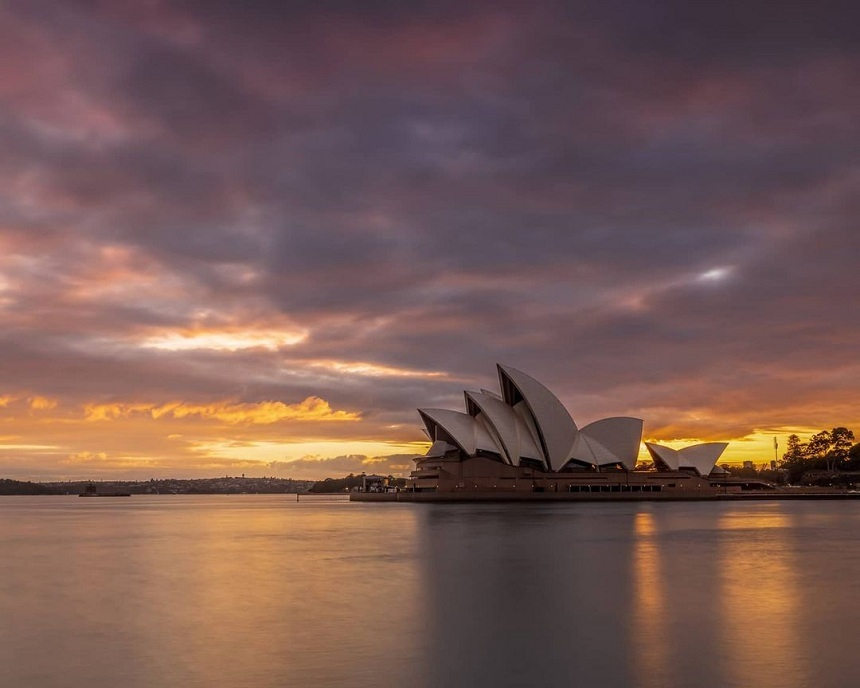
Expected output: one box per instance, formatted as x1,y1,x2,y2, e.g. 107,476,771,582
645,442,729,476
417,364,728,477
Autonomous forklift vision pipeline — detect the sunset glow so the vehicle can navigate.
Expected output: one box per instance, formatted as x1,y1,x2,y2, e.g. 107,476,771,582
304,360,449,379
0,0,857,481
141,330,309,352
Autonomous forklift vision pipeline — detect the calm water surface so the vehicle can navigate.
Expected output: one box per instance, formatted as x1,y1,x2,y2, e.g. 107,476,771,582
2,496,860,688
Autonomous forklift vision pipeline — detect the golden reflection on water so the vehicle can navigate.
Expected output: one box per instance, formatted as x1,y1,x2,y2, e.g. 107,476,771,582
632,511,670,688
717,507,810,688
165,504,424,688
0,497,424,688
7,498,859,688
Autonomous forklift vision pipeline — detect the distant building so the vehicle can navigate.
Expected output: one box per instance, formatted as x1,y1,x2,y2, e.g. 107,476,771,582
361,475,389,492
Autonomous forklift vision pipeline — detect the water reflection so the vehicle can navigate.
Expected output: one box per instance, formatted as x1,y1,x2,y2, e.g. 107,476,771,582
0,497,425,688
717,506,811,688
631,510,670,688
4,498,860,688
417,504,638,688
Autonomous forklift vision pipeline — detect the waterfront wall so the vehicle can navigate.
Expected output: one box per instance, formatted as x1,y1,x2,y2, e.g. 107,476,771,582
351,489,860,503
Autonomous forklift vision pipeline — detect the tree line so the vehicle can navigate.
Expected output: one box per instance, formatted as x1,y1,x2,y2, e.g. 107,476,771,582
780,427,860,483
0,478,61,495
309,473,409,493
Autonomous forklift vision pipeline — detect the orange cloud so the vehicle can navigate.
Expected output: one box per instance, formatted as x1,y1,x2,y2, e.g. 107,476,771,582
83,402,155,421
64,451,110,464
0,393,58,412
28,395,58,410
141,329,308,351
168,398,359,423
83,396,359,424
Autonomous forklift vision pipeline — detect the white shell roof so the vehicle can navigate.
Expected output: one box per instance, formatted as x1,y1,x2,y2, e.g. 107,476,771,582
417,365,727,474
424,440,457,458
497,365,577,471
645,441,728,476
569,433,608,467
578,417,643,470
418,409,479,456
465,391,518,464
679,442,729,475
465,391,546,467
473,414,512,463
645,443,680,470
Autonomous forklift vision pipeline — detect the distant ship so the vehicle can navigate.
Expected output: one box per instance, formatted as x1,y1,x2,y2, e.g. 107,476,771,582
78,483,131,497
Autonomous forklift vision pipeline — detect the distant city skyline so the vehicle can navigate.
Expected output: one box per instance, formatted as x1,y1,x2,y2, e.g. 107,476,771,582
1,0,858,480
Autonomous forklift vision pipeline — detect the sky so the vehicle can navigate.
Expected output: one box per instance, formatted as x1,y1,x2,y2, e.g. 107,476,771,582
1,0,858,480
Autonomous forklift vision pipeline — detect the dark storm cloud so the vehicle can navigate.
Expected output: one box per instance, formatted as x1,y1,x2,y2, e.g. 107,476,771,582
1,0,858,476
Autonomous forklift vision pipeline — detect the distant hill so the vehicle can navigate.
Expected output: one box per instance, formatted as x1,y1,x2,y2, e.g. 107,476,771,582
0,478,61,495
1,476,315,495
43,477,315,495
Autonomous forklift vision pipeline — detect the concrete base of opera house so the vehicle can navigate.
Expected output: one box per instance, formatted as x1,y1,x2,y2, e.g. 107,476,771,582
387,454,758,501
350,489,860,503
351,490,721,502
349,456,860,502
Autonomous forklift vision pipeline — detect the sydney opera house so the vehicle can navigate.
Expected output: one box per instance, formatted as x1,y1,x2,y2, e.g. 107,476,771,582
405,364,733,499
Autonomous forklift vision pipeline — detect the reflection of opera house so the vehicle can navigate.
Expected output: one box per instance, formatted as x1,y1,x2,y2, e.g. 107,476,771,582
406,364,737,499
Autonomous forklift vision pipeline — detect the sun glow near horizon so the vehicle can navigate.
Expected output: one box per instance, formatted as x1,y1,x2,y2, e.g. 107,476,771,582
0,413,846,481
638,428,825,468
0,362,852,480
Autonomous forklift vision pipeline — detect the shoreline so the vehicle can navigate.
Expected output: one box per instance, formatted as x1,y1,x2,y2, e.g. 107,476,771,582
351,489,860,503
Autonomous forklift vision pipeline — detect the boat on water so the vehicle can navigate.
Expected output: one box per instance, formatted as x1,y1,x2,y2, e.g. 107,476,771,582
78,483,131,497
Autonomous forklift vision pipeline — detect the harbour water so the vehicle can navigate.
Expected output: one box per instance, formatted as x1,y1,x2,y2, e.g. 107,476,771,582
2,496,860,687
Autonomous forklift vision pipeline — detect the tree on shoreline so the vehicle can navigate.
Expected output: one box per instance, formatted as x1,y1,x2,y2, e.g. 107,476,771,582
780,428,857,482
0,479,60,495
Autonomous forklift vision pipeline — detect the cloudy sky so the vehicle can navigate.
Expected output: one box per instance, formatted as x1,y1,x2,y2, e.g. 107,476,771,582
1,0,858,480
